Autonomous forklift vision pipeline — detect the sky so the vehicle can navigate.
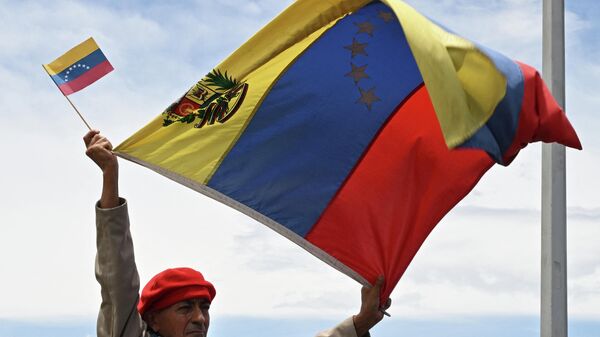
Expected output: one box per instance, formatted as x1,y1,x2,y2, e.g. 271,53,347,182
0,0,598,336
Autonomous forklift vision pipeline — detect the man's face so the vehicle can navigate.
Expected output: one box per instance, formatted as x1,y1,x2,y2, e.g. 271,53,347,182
147,298,210,337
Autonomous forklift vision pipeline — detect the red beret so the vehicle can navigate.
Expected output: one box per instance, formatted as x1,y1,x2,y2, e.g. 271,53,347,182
138,267,216,317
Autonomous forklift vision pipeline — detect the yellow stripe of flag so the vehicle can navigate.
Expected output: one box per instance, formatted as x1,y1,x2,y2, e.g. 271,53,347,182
43,37,99,75
115,0,368,184
383,0,507,148
115,0,509,186
216,0,371,81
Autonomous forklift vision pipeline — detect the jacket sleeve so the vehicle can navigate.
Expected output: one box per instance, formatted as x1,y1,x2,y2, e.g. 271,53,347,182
315,317,368,337
95,199,147,337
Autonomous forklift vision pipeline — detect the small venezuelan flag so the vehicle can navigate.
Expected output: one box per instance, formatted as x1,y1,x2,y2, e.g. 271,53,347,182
44,37,113,96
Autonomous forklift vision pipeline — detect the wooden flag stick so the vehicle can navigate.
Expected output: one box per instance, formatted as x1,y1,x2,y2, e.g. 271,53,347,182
63,94,92,130
42,64,92,130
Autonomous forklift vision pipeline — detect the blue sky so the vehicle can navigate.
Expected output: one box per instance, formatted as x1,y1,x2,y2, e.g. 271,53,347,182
0,0,598,336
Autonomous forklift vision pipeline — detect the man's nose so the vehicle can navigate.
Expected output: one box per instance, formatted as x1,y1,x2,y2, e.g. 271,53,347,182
191,306,206,324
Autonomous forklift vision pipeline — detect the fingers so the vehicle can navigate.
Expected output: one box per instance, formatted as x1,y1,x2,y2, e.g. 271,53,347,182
372,276,391,312
85,131,113,151
362,275,384,294
373,275,384,290
364,275,384,300
83,129,100,146
354,275,389,336
92,134,113,151
84,131,118,174
361,284,369,296
382,298,392,310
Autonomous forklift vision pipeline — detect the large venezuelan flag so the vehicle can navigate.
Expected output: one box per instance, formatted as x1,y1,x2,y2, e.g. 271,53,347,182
115,0,581,299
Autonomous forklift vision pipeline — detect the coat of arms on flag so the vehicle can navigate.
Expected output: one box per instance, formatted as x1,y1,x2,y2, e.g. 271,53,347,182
162,70,249,128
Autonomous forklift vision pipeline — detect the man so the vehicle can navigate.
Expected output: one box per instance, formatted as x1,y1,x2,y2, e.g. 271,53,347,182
85,130,391,337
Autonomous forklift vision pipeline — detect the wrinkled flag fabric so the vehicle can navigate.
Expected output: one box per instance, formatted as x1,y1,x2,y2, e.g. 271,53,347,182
44,37,113,96
115,0,581,300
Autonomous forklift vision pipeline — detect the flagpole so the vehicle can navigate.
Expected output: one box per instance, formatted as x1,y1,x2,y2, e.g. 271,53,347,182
541,0,568,336
42,65,92,131
63,94,92,130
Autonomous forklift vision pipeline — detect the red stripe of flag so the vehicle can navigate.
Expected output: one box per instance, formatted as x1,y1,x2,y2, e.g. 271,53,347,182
306,85,494,301
306,63,582,301
502,63,582,164
58,60,114,95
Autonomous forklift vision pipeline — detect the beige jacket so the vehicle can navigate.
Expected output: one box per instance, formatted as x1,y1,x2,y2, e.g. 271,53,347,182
95,199,360,337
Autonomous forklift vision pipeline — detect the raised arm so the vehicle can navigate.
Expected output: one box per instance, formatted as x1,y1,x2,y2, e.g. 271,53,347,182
84,130,119,208
84,130,146,337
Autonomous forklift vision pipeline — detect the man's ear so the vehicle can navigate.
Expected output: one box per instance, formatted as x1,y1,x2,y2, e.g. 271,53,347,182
144,311,160,332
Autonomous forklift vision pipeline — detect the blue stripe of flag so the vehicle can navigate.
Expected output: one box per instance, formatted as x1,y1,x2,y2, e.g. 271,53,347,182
458,45,524,164
208,2,423,237
50,49,109,86
425,18,525,164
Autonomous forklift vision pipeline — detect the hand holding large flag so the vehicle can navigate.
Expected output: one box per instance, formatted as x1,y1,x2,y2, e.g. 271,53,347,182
114,0,581,301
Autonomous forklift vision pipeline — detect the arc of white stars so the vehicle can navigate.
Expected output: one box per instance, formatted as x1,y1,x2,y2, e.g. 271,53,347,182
63,63,91,81
343,14,388,112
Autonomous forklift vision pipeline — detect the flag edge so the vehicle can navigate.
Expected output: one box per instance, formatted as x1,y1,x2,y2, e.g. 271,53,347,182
114,151,371,287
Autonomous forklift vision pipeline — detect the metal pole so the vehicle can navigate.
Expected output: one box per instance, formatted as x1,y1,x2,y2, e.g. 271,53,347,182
541,0,568,336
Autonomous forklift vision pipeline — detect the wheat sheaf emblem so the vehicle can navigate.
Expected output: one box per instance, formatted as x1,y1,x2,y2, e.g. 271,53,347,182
163,69,249,129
